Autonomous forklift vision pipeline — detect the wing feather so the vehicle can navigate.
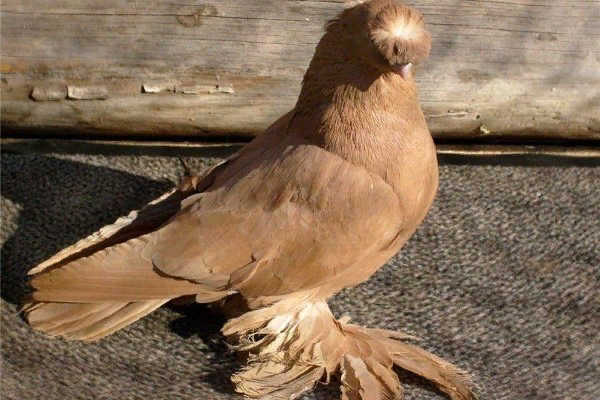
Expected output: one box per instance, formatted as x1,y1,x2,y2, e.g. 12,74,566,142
150,137,402,301
28,158,232,275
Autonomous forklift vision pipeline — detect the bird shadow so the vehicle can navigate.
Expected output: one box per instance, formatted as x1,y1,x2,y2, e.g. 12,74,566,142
166,302,241,395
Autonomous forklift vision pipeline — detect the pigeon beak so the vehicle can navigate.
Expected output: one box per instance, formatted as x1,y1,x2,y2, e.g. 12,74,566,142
391,63,412,80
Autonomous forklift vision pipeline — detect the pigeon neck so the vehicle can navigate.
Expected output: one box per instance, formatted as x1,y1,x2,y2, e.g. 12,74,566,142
288,55,434,199
291,58,422,146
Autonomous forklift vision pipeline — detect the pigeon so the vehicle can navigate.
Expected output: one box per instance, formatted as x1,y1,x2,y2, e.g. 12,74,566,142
23,1,475,399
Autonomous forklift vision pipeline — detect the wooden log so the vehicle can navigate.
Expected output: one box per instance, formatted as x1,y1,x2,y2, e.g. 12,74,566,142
1,0,599,140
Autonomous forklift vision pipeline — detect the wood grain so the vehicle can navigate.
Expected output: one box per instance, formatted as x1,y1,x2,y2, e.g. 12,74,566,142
1,0,599,139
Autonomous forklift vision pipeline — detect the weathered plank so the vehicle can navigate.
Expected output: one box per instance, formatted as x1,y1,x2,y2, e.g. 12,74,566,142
1,0,599,139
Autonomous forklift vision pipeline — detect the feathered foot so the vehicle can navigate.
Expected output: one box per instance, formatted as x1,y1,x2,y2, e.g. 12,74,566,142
223,300,476,400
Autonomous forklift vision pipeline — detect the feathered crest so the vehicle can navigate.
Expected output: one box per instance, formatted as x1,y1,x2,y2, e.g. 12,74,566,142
367,1,431,65
338,0,431,66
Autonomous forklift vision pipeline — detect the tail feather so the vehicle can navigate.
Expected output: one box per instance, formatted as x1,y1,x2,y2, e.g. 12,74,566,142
22,235,207,341
26,302,126,332
223,301,476,400
78,300,168,341
25,300,168,341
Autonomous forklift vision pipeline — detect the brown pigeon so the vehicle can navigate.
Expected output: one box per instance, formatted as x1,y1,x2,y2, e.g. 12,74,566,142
23,1,475,399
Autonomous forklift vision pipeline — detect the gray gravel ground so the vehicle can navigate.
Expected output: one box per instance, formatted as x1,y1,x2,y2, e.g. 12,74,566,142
2,147,599,400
